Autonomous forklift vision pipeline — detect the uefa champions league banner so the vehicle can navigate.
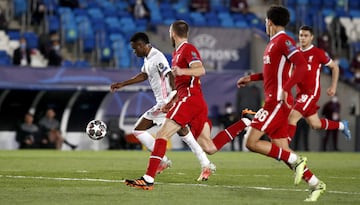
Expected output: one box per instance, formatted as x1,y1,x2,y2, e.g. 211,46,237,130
156,25,252,71
0,67,245,116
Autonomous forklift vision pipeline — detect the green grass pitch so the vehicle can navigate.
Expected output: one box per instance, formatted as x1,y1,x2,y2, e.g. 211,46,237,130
0,150,359,205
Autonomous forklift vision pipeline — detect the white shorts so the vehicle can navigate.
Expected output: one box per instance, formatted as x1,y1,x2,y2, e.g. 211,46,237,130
135,105,166,127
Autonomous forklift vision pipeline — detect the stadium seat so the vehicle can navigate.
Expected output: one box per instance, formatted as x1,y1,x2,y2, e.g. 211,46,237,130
13,0,27,17
308,0,322,9
87,8,104,21
7,30,21,40
105,17,122,34
74,60,91,68
23,32,39,49
119,17,136,34
0,50,11,66
348,0,360,10
83,36,96,53
47,15,60,33
323,0,336,9
73,8,88,18
76,16,94,38
62,60,74,67
349,10,360,18
115,1,129,11
64,26,78,44
296,0,309,6
99,46,113,63
101,3,118,17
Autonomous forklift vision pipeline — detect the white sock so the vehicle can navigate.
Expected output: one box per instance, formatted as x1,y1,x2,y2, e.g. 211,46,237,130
133,130,155,151
308,175,320,187
288,153,298,164
181,131,210,167
339,122,344,130
143,174,154,183
133,130,168,162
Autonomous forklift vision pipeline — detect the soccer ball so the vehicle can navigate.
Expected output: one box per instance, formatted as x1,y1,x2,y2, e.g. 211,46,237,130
86,120,107,140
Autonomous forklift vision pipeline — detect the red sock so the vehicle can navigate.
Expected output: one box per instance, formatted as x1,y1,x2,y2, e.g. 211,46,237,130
320,118,340,130
284,163,313,183
288,124,296,139
212,119,247,150
302,166,313,182
145,138,167,178
267,144,291,161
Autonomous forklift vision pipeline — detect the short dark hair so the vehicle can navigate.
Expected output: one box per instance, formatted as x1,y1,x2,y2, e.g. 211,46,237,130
172,20,189,38
299,25,314,35
130,32,150,44
267,5,290,27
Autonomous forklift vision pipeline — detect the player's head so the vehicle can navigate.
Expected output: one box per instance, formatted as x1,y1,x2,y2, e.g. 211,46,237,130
169,20,189,48
299,25,314,49
130,32,151,57
265,6,290,35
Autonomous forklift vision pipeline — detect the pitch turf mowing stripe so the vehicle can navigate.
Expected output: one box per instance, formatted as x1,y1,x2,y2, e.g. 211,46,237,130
1,174,359,196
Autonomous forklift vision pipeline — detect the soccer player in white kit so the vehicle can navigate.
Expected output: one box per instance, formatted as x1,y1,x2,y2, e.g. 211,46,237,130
110,32,215,180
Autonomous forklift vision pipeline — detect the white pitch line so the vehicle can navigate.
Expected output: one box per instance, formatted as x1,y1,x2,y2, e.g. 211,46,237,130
1,175,359,195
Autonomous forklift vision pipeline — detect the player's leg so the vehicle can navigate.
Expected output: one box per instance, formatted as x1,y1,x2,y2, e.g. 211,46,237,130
211,117,251,152
133,117,155,150
287,109,304,140
307,113,351,140
178,127,212,170
273,134,326,201
125,119,180,190
189,121,217,181
248,104,307,185
133,113,172,173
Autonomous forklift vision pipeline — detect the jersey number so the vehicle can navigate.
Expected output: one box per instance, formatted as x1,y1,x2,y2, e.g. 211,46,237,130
254,108,269,122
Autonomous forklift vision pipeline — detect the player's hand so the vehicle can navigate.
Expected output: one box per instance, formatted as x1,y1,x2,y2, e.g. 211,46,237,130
280,90,291,108
237,76,251,88
110,82,123,92
326,86,336,96
161,93,178,113
172,66,184,76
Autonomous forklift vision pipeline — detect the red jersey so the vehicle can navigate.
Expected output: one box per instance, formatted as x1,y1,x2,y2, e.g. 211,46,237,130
262,31,306,103
171,42,203,98
167,41,209,137
297,45,331,97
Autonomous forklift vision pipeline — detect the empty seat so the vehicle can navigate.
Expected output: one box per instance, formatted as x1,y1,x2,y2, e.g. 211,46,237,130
47,15,60,33
23,32,39,49
7,30,21,40
74,60,91,68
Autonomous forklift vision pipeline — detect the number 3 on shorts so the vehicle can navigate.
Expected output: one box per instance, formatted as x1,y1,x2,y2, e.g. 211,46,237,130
254,108,269,122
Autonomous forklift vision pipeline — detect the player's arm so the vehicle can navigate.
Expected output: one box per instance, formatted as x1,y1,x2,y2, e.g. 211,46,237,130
326,60,339,96
110,72,148,92
166,71,176,91
281,51,307,107
172,61,205,77
237,72,263,88
283,51,307,92
161,71,178,113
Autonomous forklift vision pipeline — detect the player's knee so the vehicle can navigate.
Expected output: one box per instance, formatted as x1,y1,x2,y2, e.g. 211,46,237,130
198,143,216,155
133,130,144,137
245,140,256,152
309,123,321,130
203,148,216,155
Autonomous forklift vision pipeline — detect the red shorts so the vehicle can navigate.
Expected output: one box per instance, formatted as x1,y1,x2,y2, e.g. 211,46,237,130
166,93,209,139
293,93,320,118
250,101,291,139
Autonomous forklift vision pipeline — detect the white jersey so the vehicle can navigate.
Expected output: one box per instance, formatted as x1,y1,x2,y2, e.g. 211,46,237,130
141,47,172,108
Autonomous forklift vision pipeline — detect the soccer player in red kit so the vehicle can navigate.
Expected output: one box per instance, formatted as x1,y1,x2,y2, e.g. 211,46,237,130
288,25,351,142
236,6,324,202
124,20,218,189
